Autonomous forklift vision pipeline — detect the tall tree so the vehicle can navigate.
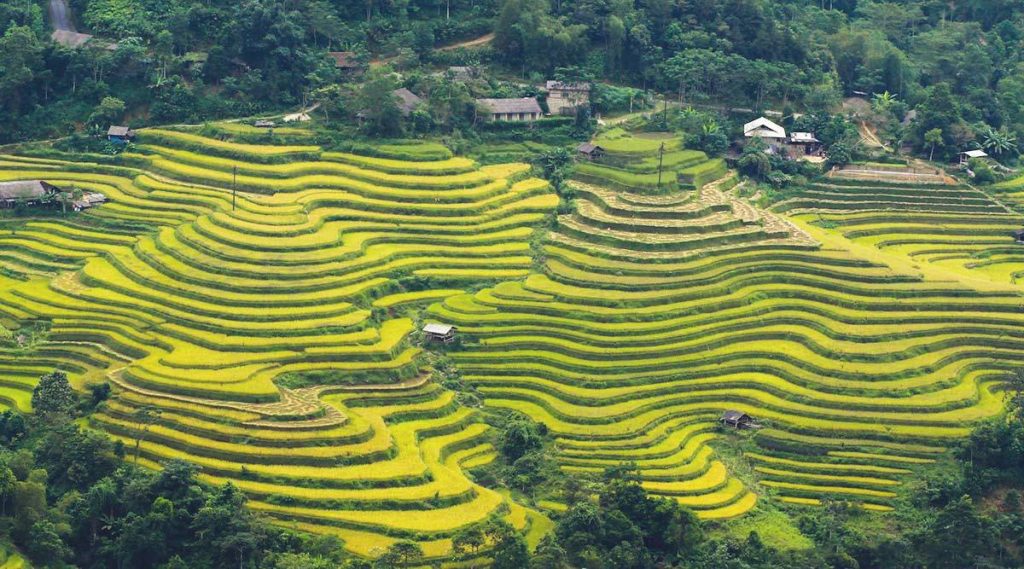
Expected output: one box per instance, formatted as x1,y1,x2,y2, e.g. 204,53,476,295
30,370,76,419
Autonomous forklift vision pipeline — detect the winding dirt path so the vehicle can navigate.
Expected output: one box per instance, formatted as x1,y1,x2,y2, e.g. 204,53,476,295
437,32,494,51
371,32,495,66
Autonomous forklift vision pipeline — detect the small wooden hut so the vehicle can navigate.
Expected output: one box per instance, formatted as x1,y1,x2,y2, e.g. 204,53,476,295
107,126,135,143
423,323,457,344
719,410,754,429
577,143,605,161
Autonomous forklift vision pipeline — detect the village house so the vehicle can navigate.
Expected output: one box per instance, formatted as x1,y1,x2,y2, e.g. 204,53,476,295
357,88,425,121
393,88,424,116
545,81,591,115
576,143,605,161
423,323,457,344
744,117,787,142
0,181,60,208
107,126,135,143
475,98,543,122
788,131,822,157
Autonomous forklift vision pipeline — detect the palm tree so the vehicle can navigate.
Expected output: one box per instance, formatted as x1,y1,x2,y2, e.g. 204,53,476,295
981,126,1019,156
872,91,898,113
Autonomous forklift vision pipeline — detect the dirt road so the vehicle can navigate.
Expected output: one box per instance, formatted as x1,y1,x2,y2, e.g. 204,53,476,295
437,32,494,51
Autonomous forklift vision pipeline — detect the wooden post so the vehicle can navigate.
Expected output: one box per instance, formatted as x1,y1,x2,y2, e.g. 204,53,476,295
657,142,665,189
232,165,237,211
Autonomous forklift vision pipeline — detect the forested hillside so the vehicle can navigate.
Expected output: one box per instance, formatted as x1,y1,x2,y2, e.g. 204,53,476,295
3,0,1024,159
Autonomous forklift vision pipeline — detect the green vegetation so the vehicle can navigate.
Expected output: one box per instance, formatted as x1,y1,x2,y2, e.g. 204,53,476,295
1,108,1023,568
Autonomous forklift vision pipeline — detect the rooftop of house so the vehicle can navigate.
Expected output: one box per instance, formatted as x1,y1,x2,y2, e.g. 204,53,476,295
423,323,456,335
0,181,54,201
790,132,819,142
394,88,423,114
476,97,543,115
720,410,750,422
744,117,787,138
545,80,591,92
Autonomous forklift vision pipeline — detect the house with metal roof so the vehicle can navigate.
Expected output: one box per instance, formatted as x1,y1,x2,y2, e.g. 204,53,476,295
744,117,787,140
107,126,135,143
423,323,457,344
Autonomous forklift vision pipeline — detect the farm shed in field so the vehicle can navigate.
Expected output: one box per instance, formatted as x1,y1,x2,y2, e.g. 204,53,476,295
719,410,755,429
0,181,60,208
423,323,457,343
960,149,989,165
476,98,543,122
545,80,591,115
576,143,605,160
1012,229,1024,243
107,126,135,143
71,192,107,211
254,120,276,128
744,117,787,140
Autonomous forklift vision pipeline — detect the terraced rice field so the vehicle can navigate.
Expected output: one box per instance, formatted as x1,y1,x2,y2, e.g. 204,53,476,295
429,149,1016,517
776,172,1024,285
575,130,727,192
0,131,553,561
0,128,1018,557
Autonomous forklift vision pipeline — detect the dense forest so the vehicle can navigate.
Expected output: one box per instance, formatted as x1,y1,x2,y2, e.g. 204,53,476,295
1,0,1024,162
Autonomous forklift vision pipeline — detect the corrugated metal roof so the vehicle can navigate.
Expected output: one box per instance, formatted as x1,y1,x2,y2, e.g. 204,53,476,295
423,323,456,335
744,117,786,138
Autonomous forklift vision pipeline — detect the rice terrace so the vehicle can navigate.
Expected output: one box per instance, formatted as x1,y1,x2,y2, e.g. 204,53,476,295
1,111,1022,566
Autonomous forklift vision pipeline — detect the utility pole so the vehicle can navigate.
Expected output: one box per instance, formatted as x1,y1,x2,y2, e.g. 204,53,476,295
232,165,237,211
657,142,665,189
